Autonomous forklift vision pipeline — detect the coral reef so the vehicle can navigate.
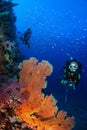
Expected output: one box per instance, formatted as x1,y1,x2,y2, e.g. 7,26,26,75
0,57,75,130
0,0,24,84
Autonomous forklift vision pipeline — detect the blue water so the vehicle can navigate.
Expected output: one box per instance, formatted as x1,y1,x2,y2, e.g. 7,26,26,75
13,0,87,129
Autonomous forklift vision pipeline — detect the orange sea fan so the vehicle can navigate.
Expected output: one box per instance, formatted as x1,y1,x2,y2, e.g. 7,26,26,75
16,57,75,130
18,57,53,100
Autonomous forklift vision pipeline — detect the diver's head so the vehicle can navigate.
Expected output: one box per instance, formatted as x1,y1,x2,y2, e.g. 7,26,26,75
69,61,79,72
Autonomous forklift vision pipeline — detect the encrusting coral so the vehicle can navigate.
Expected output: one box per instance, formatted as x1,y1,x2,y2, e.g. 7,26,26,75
0,57,75,130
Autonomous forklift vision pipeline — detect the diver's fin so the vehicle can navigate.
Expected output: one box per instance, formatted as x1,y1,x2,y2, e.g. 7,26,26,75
65,86,68,103
28,44,30,48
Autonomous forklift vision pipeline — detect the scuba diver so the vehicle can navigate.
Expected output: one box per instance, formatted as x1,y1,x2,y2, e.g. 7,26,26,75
60,58,82,90
19,28,32,48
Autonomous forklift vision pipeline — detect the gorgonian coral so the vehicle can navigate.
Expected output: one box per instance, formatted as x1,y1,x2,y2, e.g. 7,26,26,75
16,57,75,130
